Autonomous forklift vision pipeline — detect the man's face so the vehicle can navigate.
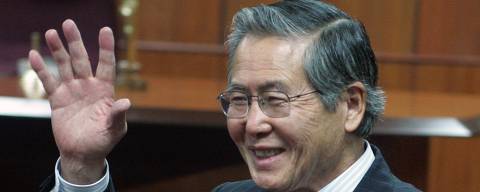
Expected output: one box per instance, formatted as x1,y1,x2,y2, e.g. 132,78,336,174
227,35,351,190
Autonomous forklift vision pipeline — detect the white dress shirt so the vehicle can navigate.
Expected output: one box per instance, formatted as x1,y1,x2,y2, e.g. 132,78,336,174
52,141,374,192
51,158,110,192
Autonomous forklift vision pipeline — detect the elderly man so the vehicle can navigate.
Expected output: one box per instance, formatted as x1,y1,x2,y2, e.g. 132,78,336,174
33,0,418,191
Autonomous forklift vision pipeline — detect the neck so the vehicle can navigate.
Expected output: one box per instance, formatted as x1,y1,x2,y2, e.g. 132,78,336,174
310,135,365,191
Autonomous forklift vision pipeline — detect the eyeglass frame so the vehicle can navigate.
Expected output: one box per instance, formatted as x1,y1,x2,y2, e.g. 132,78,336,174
216,89,321,118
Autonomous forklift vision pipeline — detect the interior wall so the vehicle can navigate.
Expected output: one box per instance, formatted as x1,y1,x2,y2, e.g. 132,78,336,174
129,0,480,93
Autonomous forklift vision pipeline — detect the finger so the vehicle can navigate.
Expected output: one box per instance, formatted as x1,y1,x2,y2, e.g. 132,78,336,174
29,50,59,95
110,98,131,133
45,29,74,81
96,27,116,82
62,19,92,78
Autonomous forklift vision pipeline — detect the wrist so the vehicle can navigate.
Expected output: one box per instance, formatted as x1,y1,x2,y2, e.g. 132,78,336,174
59,156,106,185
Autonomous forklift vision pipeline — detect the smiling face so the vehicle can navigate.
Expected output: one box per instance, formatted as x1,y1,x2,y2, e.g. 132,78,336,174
226,35,360,191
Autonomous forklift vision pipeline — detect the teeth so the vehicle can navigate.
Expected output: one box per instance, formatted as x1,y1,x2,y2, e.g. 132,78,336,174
254,149,282,158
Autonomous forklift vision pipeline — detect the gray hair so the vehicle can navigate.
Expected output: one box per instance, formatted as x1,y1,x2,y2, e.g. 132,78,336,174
225,0,385,138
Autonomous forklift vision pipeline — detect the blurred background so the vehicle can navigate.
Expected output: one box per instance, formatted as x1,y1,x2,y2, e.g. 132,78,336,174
0,0,479,191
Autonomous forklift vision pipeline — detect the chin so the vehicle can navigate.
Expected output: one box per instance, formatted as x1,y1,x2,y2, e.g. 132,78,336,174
253,177,281,190
251,171,288,191
254,177,315,192
250,166,316,192
244,153,297,191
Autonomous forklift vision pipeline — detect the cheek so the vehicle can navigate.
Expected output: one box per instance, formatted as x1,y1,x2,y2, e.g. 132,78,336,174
286,103,341,158
288,105,321,142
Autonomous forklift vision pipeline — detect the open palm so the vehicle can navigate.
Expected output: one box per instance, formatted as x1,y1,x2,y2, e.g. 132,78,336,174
29,19,130,183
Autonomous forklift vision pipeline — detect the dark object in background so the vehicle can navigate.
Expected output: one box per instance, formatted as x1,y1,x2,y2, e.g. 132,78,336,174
0,0,117,75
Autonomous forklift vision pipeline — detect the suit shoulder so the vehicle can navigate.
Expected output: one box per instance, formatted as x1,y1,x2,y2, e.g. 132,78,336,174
212,180,264,192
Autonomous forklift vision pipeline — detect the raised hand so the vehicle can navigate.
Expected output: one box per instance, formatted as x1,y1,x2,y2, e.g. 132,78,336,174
29,19,130,184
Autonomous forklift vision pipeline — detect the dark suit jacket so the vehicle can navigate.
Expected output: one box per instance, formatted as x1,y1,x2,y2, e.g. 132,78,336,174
40,144,419,192
212,144,420,192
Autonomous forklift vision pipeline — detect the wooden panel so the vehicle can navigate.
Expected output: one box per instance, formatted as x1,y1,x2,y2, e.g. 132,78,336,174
378,62,414,90
138,51,227,80
417,0,480,55
383,90,415,117
414,0,480,93
447,66,478,93
137,0,222,43
415,64,480,93
473,67,480,93
116,76,226,111
330,0,417,53
377,53,480,67
414,64,450,92
0,77,23,97
411,91,480,118
384,90,480,118
428,137,480,192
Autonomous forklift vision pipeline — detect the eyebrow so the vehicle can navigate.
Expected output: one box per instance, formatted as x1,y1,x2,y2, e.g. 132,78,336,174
226,84,248,92
226,80,290,93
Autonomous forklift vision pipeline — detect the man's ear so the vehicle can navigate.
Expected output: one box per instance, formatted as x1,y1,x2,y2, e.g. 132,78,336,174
344,82,366,133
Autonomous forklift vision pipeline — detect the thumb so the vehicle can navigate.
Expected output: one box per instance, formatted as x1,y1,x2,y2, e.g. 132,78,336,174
110,98,131,132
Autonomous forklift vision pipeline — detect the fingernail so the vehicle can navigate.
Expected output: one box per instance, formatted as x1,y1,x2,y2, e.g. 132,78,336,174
28,50,36,57
63,19,75,28
45,29,56,37
102,27,112,34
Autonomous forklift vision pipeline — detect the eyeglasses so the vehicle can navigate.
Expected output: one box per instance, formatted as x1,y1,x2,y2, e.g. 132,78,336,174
217,90,320,118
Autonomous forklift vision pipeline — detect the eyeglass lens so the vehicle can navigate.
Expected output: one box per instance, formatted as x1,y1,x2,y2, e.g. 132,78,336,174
219,91,291,118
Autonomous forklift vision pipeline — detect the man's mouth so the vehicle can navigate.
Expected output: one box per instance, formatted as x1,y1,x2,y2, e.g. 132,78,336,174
252,148,285,158
247,147,287,170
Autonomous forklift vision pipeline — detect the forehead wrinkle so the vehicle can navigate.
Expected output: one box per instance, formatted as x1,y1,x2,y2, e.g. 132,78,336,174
234,35,303,70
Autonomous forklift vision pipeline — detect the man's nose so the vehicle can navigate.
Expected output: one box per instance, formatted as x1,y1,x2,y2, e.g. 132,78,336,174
245,100,272,137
